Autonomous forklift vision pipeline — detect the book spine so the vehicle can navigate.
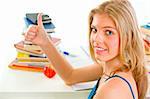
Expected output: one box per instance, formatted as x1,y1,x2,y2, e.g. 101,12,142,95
9,65,44,72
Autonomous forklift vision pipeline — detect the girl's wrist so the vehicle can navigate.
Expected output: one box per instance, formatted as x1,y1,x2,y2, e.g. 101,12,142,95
40,37,53,49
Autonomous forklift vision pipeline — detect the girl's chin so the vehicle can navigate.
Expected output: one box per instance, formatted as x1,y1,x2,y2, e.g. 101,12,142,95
95,55,109,62
95,56,104,61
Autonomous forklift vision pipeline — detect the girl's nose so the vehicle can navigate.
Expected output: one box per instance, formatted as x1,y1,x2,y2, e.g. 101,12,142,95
95,33,104,43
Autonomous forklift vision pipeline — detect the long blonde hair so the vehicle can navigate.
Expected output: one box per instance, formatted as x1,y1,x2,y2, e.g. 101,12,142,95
88,0,148,99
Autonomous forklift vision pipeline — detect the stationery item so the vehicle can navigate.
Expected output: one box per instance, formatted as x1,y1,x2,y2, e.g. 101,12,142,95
43,66,56,78
62,51,77,57
80,46,90,57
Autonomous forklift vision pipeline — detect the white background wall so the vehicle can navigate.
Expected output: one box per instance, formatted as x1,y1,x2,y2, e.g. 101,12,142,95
0,0,150,67
0,0,150,45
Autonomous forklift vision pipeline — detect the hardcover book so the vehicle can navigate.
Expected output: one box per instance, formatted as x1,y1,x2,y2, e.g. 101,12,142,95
26,13,51,24
24,17,55,33
9,59,50,72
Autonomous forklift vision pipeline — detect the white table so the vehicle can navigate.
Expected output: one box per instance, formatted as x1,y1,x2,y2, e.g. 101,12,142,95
0,67,90,99
0,43,93,99
1,42,149,99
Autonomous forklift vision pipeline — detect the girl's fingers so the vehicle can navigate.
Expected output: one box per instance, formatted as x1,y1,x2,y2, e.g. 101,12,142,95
27,32,36,36
27,34,35,39
25,32,36,41
25,37,32,42
37,13,44,28
27,25,38,33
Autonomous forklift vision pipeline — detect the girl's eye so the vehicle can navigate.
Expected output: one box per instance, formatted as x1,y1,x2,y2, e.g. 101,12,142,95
105,30,113,35
91,28,97,33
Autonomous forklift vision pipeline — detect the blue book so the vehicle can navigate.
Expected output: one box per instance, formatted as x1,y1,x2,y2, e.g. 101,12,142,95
43,22,56,30
142,23,150,30
26,13,51,24
24,17,55,33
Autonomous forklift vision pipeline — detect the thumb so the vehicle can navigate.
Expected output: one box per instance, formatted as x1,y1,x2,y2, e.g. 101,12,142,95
37,13,44,28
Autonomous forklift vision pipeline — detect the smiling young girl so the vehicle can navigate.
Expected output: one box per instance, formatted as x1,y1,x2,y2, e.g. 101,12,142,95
25,0,148,99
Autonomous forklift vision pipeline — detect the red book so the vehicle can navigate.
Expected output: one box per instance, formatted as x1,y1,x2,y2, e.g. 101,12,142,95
8,59,51,72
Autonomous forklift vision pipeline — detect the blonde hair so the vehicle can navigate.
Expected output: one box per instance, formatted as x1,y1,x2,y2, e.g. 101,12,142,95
88,0,148,99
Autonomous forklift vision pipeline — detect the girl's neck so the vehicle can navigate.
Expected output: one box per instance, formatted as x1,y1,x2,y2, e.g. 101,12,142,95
103,56,123,76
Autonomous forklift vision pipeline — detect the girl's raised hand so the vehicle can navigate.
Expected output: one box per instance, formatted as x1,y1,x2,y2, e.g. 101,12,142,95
25,13,50,46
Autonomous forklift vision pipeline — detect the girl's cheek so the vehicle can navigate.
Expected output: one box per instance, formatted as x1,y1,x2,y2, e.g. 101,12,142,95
108,37,119,49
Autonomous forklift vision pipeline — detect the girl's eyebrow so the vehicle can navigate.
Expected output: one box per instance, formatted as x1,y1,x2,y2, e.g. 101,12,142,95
103,26,117,31
103,26,116,29
91,25,117,31
90,25,96,28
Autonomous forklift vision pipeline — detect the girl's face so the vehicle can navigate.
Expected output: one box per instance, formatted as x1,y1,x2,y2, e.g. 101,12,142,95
90,13,120,62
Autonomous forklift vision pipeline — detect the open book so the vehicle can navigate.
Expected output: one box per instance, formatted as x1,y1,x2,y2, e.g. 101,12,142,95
71,81,97,91
66,45,96,91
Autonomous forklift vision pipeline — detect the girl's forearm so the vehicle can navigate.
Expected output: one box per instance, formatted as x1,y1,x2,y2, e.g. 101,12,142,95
40,39,74,83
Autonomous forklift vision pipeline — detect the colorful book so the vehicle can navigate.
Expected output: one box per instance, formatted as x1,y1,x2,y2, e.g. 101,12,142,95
141,23,150,55
8,59,45,72
24,17,55,33
14,41,44,55
8,58,53,72
14,37,61,55
141,23,150,30
50,36,61,46
26,13,51,24
16,51,46,59
24,36,61,46
16,57,49,62
141,23,150,36
144,39,150,55
24,44,42,51
16,49,44,56
17,51,30,58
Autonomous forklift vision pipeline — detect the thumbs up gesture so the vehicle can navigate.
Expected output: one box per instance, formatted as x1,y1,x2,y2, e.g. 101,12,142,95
25,13,50,47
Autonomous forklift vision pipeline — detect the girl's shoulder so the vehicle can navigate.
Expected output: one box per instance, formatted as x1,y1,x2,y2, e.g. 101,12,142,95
93,72,137,99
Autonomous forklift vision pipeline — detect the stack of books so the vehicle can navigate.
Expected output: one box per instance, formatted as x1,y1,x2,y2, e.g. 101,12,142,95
141,23,150,55
9,13,61,72
23,13,56,34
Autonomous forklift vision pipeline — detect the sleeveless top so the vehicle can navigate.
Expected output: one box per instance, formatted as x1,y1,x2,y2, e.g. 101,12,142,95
88,75,135,99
